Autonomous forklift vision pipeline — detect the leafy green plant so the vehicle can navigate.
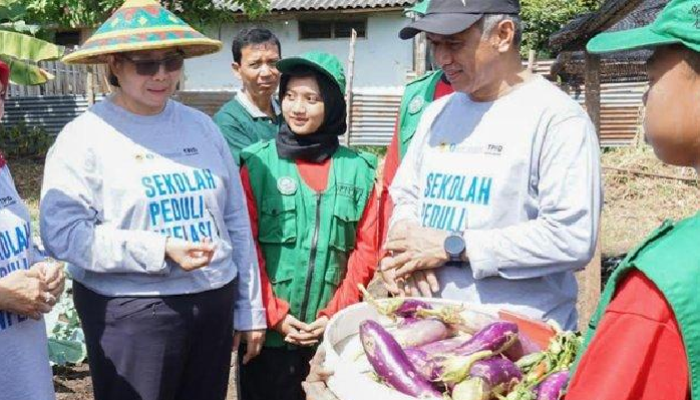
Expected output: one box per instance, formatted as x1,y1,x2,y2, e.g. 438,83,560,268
0,122,54,160
45,274,87,366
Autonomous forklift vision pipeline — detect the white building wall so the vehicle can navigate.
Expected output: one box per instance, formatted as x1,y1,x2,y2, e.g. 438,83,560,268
183,12,413,91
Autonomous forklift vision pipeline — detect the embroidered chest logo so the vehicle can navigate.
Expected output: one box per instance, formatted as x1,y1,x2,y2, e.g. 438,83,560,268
337,184,363,199
691,5,700,28
485,144,503,156
183,147,199,156
0,196,16,208
277,177,297,195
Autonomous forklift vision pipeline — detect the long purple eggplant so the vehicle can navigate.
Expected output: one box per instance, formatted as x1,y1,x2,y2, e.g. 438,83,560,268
504,333,542,361
535,371,569,400
454,321,519,356
360,320,443,399
394,298,434,318
451,358,523,400
404,348,442,382
417,336,469,355
392,318,451,348
358,284,432,319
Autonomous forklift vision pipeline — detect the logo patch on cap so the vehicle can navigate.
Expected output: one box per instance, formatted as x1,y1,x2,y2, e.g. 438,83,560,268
277,177,298,195
691,5,700,28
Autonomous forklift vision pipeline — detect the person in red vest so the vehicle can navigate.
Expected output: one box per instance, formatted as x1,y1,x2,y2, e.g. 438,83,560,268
566,1,700,399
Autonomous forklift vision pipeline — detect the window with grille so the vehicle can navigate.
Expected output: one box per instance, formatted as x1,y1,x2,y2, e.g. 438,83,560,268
299,20,367,40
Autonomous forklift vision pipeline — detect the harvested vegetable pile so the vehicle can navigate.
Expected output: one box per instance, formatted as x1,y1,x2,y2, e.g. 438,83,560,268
357,287,581,400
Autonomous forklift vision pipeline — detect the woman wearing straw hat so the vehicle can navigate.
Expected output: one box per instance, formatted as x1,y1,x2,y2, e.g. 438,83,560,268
0,60,65,400
39,1,266,399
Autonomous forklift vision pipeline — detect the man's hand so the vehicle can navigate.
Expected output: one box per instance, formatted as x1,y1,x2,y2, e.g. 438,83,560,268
0,269,53,320
382,222,450,279
233,329,266,365
165,237,216,271
400,270,441,297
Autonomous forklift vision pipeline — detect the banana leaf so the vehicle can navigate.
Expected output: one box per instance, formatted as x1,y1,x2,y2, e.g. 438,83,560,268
0,54,54,85
0,30,62,62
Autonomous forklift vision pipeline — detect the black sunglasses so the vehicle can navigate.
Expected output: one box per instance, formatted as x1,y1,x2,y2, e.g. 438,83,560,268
119,52,185,76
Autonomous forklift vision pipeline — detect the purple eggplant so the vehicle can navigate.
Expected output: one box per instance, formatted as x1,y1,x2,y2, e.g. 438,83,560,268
535,371,569,400
360,320,443,399
392,318,451,348
452,358,523,400
358,284,432,319
504,333,542,361
417,336,469,355
454,321,519,356
394,298,434,318
404,348,442,382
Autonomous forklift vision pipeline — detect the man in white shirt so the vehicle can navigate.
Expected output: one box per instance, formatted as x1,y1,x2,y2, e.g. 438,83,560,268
382,0,602,329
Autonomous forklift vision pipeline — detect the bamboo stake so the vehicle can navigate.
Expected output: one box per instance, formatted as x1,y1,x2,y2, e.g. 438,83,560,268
344,29,357,146
603,166,699,183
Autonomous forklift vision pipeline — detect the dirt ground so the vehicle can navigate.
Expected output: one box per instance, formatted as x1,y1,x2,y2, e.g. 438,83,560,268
10,144,700,399
53,364,93,400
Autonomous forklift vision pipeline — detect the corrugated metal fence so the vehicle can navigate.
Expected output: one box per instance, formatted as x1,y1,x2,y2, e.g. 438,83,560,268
1,95,97,135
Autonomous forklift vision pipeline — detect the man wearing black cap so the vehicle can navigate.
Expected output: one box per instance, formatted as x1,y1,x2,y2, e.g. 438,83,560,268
381,0,602,330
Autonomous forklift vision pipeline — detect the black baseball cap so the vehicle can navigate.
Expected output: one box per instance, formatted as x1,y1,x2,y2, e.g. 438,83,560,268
399,0,520,40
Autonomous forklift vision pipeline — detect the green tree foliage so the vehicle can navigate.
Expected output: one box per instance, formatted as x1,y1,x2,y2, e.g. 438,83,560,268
0,0,63,85
24,0,271,30
520,0,602,57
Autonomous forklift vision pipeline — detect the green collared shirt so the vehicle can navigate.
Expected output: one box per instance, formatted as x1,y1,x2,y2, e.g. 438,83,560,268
213,90,281,165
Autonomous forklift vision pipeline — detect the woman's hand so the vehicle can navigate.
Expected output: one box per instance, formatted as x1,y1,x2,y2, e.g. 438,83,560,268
234,329,266,365
165,237,216,271
284,316,329,347
36,261,66,301
0,269,53,320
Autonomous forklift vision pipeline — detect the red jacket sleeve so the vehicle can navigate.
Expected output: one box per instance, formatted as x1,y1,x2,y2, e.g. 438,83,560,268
378,118,400,251
566,271,688,400
240,166,290,329
319,187,379,319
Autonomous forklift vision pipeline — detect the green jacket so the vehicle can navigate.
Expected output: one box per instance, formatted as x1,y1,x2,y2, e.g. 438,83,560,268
213,92,281,165
241,141,377,347
573,214,700,398
397,70,445,159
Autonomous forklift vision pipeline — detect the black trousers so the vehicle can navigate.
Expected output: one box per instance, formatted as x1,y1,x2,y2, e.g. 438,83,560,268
74,281,235,400
239,344,315,400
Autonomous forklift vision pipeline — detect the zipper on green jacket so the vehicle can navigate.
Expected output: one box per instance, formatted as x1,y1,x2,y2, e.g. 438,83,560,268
299,193,322,322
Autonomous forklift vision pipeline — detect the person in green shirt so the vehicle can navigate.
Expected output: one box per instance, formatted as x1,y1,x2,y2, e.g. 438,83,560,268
214,28,282,164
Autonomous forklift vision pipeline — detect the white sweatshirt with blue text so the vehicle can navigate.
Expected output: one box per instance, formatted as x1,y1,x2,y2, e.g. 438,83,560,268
40,96,265,331
0,164,54,400
390,76,602,329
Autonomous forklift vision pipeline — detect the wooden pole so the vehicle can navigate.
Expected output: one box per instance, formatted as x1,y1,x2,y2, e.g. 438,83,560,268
584,52,601,135
527,49,537,72
86,65,95,105
578,51,602,330
415,32,427,77
344,29,357,146
576,242,601,331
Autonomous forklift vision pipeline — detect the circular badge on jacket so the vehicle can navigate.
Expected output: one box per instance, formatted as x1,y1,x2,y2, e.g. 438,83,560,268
408,96,424,114
277,177,297,195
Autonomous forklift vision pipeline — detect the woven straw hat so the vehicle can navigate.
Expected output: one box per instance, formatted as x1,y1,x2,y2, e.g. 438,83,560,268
62,0,222,64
